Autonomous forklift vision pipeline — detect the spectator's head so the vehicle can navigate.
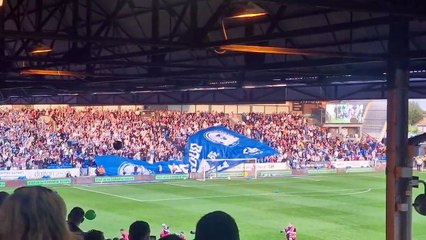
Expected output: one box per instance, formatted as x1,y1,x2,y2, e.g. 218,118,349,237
178,232,186,239
159,234,181,240
0,191,9,207
162,224,169,230
68,206,85,225
129,220,150,240
85,229,105,240
0,186,74,240
195,211,239,240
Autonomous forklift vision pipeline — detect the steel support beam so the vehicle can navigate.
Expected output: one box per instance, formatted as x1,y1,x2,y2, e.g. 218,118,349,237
149,0,162,76
386,5,411,240
0,82,409,104
0,0,5,58
35,0,42,31
6,15,401,65
205,16,398,47
72,0,78,39
85,0,93,74
167,0,189,41
266,5,287,34
190,0,197,42
263,0,426,19
13,0,65,57
7,49,425,74
196,0,229,43
0,30,188,48
152,0,159,41
4,80,426,104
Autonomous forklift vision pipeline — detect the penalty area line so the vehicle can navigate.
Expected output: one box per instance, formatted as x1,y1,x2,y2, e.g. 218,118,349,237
335,188,372,196
162,182,193,188
71,186,274,202
283,188,372,197
159,178,322,188
290,176,321,182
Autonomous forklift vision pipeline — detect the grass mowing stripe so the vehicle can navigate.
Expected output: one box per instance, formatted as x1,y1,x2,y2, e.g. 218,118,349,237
72,186,276,202
48,172,426,240
283,188,372,197
74,185,372,202
290,176,321,181
160,179,322,188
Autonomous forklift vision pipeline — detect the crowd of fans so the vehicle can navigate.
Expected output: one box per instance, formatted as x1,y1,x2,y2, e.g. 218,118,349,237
0,107,386,171
0,187,241,240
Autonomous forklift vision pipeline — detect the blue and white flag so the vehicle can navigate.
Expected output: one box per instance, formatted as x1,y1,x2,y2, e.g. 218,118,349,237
183,126,278,173
95,156,188,176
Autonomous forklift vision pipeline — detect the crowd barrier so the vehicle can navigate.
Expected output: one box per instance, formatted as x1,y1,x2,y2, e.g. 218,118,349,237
0,168,81,180
331,160,371,168
0,162,385,188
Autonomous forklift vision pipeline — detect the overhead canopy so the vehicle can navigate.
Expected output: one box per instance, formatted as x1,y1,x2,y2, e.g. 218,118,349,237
0,0,425,104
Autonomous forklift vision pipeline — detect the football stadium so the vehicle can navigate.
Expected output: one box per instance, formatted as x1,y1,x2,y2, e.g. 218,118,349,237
44,172,426,240
0,105,426,240
1,1,426,240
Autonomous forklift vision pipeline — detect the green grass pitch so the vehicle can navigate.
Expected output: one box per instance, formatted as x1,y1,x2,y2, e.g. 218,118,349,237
8,172,426,239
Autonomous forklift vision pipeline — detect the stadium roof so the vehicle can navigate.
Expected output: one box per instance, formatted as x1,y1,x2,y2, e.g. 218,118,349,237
0,0,425,104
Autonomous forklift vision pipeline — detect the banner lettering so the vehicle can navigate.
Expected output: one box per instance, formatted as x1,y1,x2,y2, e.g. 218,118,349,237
0,169,80,180
183,126,278,173
94,176,135,183
27,178,72,186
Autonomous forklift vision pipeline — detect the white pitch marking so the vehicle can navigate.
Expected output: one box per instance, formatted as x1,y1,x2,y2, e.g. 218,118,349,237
336,188,372,195
72,186,372,203
160,178,322,188
162,182,192,188
72,186,274,202
284,188,372,197
291,176,321,182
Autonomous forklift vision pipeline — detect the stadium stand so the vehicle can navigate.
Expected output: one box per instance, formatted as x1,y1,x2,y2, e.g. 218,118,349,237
0,108,386,171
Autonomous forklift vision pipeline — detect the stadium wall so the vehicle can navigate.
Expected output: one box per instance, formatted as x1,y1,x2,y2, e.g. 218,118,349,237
0,161,381,180
0,168,80,180
0,163,386,188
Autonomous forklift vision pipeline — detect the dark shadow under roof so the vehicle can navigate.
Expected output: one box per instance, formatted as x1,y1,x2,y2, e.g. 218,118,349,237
0,0,425,104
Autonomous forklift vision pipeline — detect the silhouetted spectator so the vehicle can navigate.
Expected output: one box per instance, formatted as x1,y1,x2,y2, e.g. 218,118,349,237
129,220,151,240
85,229,105,240
159,234,181,240
195,210,240,240
0,191,9,207
120,228,130,240
68,207,86,235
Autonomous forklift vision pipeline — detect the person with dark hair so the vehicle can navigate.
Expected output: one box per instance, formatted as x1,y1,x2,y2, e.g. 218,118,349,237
194,210,239,240
95,165,106,176
129,220,150,240
160,224,171,238
159,234,181,240
68,207,85,234
178,232,187,240
120,228,129,240
283,223,297,240
85,229,105,240
0,191,9,206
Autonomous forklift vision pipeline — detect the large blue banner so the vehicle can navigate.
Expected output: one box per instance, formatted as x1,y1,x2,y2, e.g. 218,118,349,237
183,126,278,173
95,156,188,176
